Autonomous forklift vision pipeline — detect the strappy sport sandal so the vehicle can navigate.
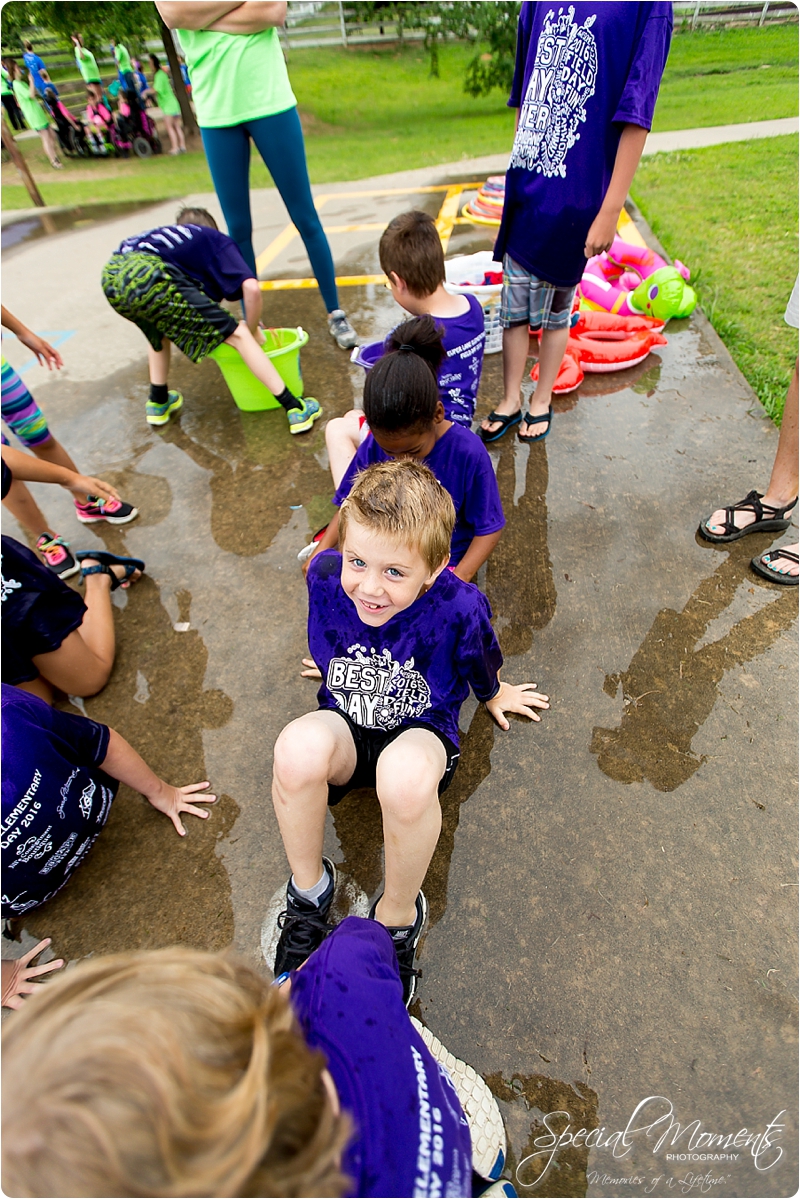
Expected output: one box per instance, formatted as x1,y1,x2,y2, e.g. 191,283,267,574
698,490,798,543
478,410,522,444
76,550,145,591
518,406,552,442
751,547,799,586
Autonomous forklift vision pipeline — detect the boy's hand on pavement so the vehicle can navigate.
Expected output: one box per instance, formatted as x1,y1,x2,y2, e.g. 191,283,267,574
584,208,619,260
65,473,121,502
145,781,217,837
301,657,322,679
486,681,550,731
17,330,64,371
1,939,65,1009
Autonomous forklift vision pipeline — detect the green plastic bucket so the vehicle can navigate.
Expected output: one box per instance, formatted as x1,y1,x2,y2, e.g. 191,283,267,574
210,326,309,412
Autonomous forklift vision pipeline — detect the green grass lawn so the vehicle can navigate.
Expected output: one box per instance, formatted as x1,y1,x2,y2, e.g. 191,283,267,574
631,135,798,423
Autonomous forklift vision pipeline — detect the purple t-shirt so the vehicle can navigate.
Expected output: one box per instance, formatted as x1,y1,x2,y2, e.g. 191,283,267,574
114,223,252,301
307,551,502,748
495,2,672,287
436,294,486,425
290,917,473,1197
1,686,117,918
333,423,505,567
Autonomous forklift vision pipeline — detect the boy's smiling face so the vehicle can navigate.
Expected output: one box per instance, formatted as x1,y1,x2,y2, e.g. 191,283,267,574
341,517,447,627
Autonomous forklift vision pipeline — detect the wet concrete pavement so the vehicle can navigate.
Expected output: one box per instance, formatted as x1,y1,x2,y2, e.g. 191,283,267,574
2,166,797,1198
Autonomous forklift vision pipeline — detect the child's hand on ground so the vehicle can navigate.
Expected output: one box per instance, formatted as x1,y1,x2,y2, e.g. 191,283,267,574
486,681,550,730
584,208,619,260
301,657,322,679
145,781,217,836
65,473,121,502
1,938,65,1009
17,330,64,371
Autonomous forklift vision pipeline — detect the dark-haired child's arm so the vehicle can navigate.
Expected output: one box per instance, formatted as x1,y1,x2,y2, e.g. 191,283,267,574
584,124,649,260
241,277,265,338
452,531,502,584
303,511,340,574
100,729,216,837
1,445,120,504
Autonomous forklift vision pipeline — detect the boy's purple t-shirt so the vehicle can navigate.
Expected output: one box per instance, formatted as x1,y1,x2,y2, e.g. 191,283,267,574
495,2,672,287
333,423,505,567
435,294,486,425
290,917,473,1198
114,223,252,301
307,551,502,748
1,686,117,918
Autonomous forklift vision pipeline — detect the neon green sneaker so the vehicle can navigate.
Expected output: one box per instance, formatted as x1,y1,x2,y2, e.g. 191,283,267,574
288,397,322,435
146,389,183,426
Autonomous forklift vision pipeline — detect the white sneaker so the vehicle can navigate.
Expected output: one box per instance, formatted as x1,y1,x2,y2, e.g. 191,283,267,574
410,1017,508,1183
327,308,357,349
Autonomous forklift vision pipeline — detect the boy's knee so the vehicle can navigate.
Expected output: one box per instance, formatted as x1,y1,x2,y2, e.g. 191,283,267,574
376,741,443,821
273,717,338,789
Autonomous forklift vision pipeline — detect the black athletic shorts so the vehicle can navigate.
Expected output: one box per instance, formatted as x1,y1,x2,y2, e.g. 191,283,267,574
323,708,460,807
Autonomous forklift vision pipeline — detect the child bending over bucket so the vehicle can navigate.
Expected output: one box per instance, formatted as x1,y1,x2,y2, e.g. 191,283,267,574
326,209,486,486
273,459,549,1005
309,316,503,584
101,206,321,433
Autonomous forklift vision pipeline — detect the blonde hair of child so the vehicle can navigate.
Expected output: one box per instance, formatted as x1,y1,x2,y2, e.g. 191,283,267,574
339,459,455,574
2,947,351,1198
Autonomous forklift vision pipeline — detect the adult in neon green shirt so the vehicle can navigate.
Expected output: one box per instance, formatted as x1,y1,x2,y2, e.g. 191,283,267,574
145,53,186,154
9,62,61,167
71,34,103,103
111,38,136,97
155,1,358,350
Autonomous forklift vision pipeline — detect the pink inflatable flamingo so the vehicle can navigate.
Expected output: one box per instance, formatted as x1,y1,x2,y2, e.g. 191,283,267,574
581,236,692,317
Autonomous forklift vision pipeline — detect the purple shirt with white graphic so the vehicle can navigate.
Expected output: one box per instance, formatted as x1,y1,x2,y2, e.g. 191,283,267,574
333,423,505,568
495,2,672,287
436,293,486,425
1,686,117,918
307,551,502,747
290,916,473,1198
114,223,253,301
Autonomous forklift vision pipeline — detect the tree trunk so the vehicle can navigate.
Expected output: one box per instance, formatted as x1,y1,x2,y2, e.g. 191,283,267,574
157,13,201,147
1,120,46,208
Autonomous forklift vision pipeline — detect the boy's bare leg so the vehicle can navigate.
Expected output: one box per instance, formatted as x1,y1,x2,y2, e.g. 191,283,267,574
519,324,570,441
272,710,357,889
226,322,287,398
325,410,362,489
2,478,51,537
374,728,446,928
480,323,530,437
147,337,171,386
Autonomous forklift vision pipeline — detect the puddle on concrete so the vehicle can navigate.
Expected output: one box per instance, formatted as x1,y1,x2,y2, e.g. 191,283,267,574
591,540,798,791
1,199,165,255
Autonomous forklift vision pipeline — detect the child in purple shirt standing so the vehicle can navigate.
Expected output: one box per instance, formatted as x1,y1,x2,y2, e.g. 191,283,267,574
272,459,549,1005
480,2,672,445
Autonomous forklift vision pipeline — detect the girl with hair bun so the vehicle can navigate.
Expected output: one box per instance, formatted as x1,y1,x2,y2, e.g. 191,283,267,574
309,316,505,584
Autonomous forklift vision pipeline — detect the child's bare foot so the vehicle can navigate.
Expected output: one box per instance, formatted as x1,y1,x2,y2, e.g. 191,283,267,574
479,397,522,440
518,392,553,442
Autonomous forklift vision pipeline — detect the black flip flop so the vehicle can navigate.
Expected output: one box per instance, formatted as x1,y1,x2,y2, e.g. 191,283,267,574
478,410,522,444
518,407,552,442
76,550,146,591
750,547,799,586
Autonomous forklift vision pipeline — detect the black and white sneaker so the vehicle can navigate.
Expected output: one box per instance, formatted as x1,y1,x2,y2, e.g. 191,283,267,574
370,890,428,1007
273,858,337,976
327,309,358,350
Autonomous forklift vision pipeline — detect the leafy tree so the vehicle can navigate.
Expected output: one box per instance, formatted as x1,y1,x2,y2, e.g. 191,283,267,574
346,0,520,93
1,1,160,56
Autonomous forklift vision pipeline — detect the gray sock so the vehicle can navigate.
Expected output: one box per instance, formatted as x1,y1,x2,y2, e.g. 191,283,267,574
290,866,331,906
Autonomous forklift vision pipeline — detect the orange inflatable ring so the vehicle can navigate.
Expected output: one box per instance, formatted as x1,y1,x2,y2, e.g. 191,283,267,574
529,313,668,392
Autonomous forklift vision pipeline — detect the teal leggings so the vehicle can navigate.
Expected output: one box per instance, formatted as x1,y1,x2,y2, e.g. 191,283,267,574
200,106,339,312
